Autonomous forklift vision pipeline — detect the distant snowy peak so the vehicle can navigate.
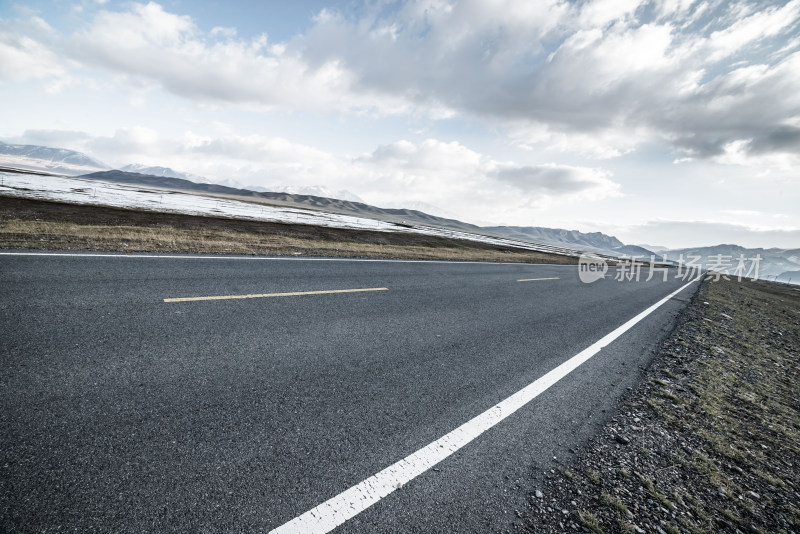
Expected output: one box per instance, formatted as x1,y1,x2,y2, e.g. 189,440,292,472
256,185,364,203
0,141,109,176
120,164,253,189
611,244,658,257
635,243,670,252
483,225,625,251
121,164,187,179
378,200,458,220
0,141,108,167
662,244,800,280
118,164,212,184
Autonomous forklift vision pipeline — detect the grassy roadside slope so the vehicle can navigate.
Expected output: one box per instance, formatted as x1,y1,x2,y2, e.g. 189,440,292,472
523,278,800,534
0,196,576,263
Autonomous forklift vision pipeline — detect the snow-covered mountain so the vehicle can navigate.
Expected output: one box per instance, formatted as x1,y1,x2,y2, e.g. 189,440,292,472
10,141,789,264
635,243,670,252
253,185,364,203
118,166,363,202
378,200,457,220
120,164,249,189
72,169,632,254
0,141,109,175
0,139,362,203
661,244,800,281
484,225,626,251
119,164,212,183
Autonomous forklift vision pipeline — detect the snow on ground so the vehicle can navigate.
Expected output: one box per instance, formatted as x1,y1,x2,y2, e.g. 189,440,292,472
0,172,581,257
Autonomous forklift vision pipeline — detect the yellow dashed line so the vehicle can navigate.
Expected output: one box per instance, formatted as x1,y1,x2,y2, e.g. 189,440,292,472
164,287,388,303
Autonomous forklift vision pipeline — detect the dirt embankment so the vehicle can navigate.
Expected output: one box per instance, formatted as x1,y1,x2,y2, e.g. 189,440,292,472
0,196,576,264
521,278,800,534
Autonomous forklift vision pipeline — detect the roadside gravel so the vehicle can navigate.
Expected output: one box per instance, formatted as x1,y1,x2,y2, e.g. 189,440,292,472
520,278,800,534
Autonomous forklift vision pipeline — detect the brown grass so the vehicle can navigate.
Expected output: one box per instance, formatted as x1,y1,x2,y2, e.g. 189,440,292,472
0,217,577,263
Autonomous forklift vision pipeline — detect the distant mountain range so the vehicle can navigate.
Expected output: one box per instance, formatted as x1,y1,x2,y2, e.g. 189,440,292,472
2,140,796,278
660,244,800,282
377,200,458,220
0,140,634,253
251,184,364,203
636,244,670,252
78,169,637,254
483,226,624,250
119,164,212,183
0,141,109,175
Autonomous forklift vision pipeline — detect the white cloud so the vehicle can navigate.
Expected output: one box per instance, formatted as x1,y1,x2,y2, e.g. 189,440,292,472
59,1,405,113
493,163,617,195
89,126,163,159
185,134,335,165
706,0,800,62
652,0,697,20
297,0,800,165
615,219,800,249
209,26,237,39
578,0,644,29
7,129,91,147
3,0,800,166
0,21,66,85
367,139,483,171
712,136,800,170
7,128,618,226
357,138,620,216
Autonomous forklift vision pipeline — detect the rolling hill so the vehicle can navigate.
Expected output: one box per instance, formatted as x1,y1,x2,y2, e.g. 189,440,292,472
79,169,632,254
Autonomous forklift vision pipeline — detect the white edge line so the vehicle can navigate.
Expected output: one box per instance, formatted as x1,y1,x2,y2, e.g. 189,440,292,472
0,251,580,266
269,275,702,534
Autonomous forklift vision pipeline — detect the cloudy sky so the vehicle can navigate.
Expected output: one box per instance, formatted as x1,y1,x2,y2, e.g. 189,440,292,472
1,0,799,248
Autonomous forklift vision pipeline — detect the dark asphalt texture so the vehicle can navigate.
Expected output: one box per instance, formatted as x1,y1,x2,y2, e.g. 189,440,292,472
0,253,698,533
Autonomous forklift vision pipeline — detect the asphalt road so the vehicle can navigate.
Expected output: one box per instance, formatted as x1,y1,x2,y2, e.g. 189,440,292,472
0,252,699,533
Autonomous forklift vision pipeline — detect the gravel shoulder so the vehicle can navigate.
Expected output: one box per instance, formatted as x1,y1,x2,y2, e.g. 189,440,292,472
521,278,800,534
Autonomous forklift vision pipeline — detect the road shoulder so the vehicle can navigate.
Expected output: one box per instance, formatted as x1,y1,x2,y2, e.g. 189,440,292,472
521,278,800,534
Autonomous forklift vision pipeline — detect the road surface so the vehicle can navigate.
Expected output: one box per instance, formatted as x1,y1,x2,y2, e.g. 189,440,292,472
0,252,699,532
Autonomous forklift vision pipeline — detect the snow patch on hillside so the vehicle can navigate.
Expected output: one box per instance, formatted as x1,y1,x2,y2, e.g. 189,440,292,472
0,172,579,257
